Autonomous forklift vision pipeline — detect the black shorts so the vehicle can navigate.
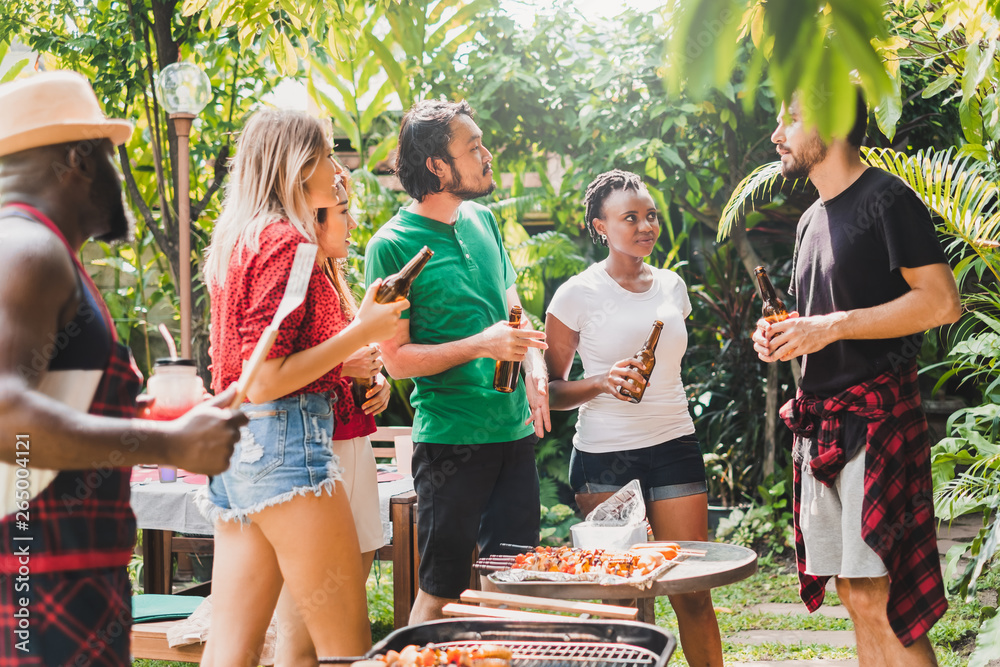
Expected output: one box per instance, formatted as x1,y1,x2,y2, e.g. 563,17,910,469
568,433,707,501
412,434,540,599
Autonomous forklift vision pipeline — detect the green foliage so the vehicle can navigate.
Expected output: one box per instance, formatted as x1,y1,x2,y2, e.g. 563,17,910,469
179,0,394,76
0,0,297,374
666,0,1000,149
0,41,28,82
463,1,780,247
927,286,1000,662
717,162,807,242
715,478,794,555
665,0,893,141
685,246,795,505
893,1,1000,159
307,0,494,169
539,503,580,547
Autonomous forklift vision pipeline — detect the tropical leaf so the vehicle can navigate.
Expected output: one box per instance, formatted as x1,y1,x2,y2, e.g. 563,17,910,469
505,229,588,319
0,58,28,83
970,611,1000,667
717,161,805,241
863,146,1000,282
719,148,1000,283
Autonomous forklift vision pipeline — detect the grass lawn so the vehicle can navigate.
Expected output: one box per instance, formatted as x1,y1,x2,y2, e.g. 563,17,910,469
134,556,986,666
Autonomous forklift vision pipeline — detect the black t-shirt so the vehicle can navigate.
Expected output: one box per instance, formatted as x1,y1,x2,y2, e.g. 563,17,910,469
790,167,948,396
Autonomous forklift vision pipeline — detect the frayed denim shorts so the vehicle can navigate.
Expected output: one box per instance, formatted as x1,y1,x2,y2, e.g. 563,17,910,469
199,392,344,524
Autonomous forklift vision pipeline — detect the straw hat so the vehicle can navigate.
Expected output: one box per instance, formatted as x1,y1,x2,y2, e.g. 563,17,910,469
0,71,133,158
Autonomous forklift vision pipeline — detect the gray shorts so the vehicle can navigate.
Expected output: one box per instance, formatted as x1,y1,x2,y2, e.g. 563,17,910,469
800,446,888,578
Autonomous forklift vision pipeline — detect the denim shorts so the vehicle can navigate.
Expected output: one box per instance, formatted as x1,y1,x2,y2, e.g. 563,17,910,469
569,433,707,501
199,392,344,524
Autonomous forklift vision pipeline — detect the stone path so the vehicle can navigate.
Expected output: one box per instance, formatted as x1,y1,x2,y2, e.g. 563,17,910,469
719,514,984,667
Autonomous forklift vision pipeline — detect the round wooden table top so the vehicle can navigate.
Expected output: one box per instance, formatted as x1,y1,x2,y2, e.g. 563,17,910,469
489,541,758,599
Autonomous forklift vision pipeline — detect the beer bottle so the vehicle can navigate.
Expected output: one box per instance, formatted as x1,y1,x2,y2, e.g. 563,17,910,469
618,320,663,404
753,266,789,323
374,246,434,304
493,306,523,393
353,246,434,406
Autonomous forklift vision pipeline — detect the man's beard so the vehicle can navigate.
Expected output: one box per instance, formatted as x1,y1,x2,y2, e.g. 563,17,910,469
781,135,828,180
448,167,495,201
93,192,134,243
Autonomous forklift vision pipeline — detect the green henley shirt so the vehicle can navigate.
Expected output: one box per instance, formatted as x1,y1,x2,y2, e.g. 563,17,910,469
364,201,534,445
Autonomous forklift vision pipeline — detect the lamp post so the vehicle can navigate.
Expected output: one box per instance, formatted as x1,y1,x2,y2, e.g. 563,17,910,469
155,62,212,359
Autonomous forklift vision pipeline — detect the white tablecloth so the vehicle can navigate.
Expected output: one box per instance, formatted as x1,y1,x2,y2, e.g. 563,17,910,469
129,471,414,545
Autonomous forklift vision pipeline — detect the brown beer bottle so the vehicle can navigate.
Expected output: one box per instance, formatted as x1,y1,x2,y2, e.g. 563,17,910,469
353,246,434,406
618,320,663,404
493,306,523,393
753,266,789,323
374,246,434,304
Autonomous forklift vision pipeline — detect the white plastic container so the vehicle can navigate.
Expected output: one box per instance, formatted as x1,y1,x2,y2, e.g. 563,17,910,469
571,521,648,552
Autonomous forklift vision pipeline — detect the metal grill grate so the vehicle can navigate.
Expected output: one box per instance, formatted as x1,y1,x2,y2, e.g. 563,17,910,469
430,640,659,667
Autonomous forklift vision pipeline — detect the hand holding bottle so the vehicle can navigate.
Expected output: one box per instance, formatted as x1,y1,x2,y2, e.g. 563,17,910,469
357,373,392,416
353,279,408,343
481,319,547,362
603,358,648,401
341,344,383,379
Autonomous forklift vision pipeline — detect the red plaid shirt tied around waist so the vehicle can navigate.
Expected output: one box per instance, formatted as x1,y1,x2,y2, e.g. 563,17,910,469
780,361,946,646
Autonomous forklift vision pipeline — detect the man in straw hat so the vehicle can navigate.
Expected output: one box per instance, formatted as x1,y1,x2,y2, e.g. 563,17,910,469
0,71,246,665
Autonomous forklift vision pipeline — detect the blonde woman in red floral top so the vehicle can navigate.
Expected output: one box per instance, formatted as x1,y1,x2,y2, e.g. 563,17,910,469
200,109,407,666
274,177,396,667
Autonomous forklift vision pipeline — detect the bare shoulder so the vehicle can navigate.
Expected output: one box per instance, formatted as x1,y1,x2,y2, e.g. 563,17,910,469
0,217,77,322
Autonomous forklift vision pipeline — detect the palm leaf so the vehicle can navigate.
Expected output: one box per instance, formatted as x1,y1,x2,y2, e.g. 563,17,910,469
863,146,1000,283
718,147,1000,282
717,162,806,242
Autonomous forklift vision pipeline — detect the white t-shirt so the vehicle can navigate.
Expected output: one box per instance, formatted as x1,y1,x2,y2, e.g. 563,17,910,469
546,261,696,453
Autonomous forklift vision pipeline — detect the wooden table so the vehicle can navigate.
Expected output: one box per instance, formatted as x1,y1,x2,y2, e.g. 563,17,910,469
490,541,758,623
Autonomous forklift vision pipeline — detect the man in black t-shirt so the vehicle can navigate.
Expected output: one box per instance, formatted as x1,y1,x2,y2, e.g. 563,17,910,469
752,91,960,666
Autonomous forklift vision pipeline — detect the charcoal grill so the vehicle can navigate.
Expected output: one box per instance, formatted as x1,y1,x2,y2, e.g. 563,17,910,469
320,619,675,667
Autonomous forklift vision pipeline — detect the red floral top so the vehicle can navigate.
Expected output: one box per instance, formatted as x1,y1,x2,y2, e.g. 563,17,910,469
210,220,350,405
330,293,376,440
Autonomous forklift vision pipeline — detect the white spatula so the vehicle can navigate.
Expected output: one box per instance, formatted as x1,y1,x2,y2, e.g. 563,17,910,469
230,242,319,408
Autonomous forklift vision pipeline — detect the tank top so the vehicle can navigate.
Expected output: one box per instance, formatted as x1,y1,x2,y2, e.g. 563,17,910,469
0,204,142,573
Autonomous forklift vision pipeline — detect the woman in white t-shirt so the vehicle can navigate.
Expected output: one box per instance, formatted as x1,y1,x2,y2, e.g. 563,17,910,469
545,170,722,666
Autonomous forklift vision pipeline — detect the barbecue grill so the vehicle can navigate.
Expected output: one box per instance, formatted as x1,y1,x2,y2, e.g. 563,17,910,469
320,619,676,667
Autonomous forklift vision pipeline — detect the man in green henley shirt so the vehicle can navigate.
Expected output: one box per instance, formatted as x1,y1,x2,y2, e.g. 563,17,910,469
365,100,550,623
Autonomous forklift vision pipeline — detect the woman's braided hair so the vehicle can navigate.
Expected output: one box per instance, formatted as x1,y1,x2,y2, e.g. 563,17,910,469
583,169,645,247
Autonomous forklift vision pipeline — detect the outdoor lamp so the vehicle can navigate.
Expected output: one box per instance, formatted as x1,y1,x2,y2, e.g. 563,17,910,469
155,61,212,116
155,62,211,359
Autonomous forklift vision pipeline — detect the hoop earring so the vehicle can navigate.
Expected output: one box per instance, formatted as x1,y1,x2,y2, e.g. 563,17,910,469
600,233,608,245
